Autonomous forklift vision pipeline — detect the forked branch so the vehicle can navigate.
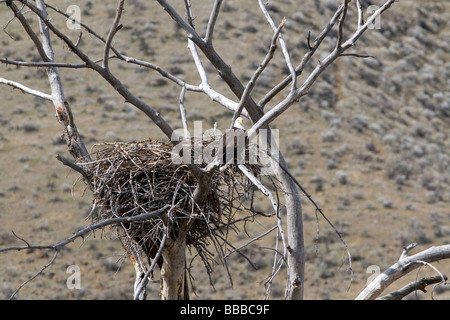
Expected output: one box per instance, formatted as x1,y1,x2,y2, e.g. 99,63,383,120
258,0,296,93
259,3,345,108
356,244,450,300
247,0,398,139
231,17,286,126
103,0,125,70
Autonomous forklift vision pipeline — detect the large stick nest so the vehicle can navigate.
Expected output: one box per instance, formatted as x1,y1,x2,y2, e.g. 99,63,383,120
85,138,262,277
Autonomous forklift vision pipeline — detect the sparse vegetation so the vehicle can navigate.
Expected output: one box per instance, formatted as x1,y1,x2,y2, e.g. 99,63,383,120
0,0,449,300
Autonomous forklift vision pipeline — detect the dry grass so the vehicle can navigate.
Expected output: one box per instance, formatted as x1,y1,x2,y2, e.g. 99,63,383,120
0,0,449,300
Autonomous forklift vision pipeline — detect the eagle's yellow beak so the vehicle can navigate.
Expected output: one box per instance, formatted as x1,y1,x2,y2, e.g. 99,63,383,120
237,119,243,125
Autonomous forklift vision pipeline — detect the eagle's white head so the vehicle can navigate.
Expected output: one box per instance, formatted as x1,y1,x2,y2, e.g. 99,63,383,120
233,117,245,130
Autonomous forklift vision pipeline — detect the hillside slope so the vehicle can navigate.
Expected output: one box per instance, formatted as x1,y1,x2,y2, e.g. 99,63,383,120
0,0,449,300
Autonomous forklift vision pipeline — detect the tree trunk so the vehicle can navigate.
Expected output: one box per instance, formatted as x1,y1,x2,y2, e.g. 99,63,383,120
35,0,90,162
160,236,189,300
282,167,304,299
197,45,305,300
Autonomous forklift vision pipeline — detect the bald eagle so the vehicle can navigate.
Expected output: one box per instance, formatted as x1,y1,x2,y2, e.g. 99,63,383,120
233,117,245,131
221,117,248,166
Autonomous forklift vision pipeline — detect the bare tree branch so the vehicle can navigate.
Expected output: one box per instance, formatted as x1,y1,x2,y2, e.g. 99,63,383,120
259,3,345,108
179,84,190,140
268,154,353,286
5,0,50,62
183,1,248,117
19,0,175,141
158,0,203,44
224,225,277,260
34,0,90,161
56,154,89,178
248,0,398,139
238,164,287,297
40,0,192,98
187,38,208,84
0,77,52,101
0,205,171,254
3,2,24,40
205,0,223,45
10,230,31,247
200,83,246,117
114,55,202,92
336,0,350,50
356,0,364,29
340,53,375,59
231,17,286,126
377,275,448,300
134,232,168,300
157,1,307,298
23,0,96,67
158,0,262,121
74,31,82,47
238,165,281,232
342,0,398,49
9,251,59,300
1,205,170,299
400,243,418,260
357,244,450,300
0,0,403,301
0,58,88,69
258,1,296,93
103,0,125,70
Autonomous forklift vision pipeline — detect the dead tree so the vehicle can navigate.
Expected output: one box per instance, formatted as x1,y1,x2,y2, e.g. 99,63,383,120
358,243,450,300
0,0,402,300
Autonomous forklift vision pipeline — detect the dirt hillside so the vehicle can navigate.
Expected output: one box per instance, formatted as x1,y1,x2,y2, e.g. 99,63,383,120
0,0,449,300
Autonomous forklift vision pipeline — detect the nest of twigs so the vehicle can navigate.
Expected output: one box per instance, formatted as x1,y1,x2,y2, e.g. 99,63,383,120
85,137,261,277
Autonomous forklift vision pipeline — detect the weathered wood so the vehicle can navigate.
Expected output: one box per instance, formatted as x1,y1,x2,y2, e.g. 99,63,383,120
357,244,450,300
35,0,90,161
377,275,447,300
160,236,189,300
